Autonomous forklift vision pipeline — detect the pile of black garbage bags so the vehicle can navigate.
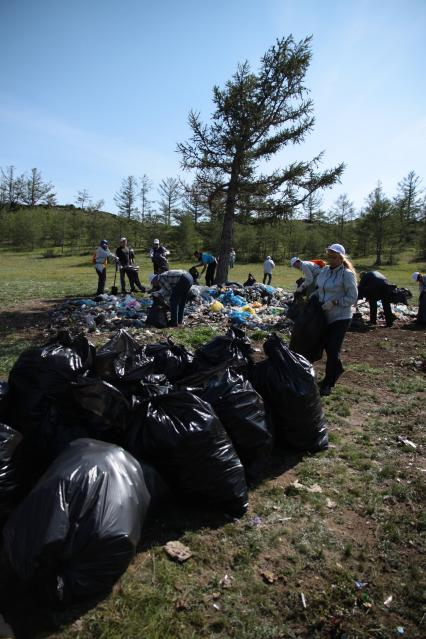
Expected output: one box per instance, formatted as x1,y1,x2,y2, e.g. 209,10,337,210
0,328,328,607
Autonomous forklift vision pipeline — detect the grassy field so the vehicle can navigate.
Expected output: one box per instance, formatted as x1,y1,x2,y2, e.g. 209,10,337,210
0,250,425,638
0,249,424,310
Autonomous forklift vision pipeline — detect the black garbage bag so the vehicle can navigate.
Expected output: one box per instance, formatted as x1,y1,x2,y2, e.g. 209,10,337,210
286,296,306,321
249,334,328,453
348,312,371,333
94,329,154,383
145,299,169,328
145,339,193,382
0,381,9,421
2,439,150,605
289,296,327,363
0,424,24,524
7,333,93,434
388,286,412,305
28,379,131,478
126,391,248,516
201,370,273,483
186,328,253,382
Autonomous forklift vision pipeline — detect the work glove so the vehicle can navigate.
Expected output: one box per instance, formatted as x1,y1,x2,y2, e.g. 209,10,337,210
322,301,334,311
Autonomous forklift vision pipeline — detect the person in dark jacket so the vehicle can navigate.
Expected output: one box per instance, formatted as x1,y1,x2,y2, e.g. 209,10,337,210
411,271,426,324
150,270,194,327
116,238,145,294
357,271,395,327
150,239,170,274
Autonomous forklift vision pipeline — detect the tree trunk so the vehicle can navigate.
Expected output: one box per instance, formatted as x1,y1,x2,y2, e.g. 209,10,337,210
216,170,239,285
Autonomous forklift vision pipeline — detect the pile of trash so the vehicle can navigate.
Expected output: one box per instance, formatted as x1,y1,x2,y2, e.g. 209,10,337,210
46,283,297,335
46,281,418,339
0,328,328,607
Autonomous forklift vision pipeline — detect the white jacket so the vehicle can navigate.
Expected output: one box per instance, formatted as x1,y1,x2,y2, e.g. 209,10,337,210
263,258,275,274
94,246,117,272
314,264,358,324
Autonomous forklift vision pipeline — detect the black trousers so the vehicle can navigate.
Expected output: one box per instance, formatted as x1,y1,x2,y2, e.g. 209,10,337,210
120,267,145,293
368,297,393,326
263,273,272,285
96,268,106,295
170,274,193,326
324,319,351,387
205,262,217,286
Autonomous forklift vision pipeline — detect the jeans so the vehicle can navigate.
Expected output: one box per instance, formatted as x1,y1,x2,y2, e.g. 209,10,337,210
263,273,272,285
205,262,217,286
96,268,106,295
170,274,193,326
323,319,351,387
368,298,393,326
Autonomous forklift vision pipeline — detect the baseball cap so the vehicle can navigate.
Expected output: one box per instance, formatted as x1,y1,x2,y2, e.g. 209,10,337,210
290,256,300,267
120,237,126,242
326,243,346,256
411,271,421,282
100,239,108,245
153,239,160,244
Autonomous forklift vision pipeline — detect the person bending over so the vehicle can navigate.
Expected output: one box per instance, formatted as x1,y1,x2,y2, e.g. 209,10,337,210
193,251,217,286
357,270,395,327
290,257,321,297
150,270,194,327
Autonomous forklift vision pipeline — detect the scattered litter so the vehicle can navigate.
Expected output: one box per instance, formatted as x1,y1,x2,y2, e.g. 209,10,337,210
384,595,393,607
300,592,307,608
212,603,221,611
260,569,277,584
395,627,405,635
397,436,417,449
249,515,263,527
164,541,193,563
326,498,336,508
290,480,323,493
355,580,368,590
219,574,234,589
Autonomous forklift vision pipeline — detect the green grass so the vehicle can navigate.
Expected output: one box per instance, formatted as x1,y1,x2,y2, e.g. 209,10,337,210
0,248,424,310
0,249,425,638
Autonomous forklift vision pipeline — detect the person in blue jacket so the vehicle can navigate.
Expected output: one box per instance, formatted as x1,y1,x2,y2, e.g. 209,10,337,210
312,243,358,396
193,250,217,286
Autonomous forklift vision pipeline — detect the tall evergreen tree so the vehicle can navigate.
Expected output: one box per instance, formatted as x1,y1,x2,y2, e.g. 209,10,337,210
114,176,138,220
330,193,355,243
394,170,424,243
178,35,344,284
139,174,153,221
362,183,393,266
22,168,56,207
158,177,181,225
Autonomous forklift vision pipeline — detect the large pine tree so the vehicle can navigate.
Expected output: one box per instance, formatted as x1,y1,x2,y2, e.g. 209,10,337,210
178,35,344,283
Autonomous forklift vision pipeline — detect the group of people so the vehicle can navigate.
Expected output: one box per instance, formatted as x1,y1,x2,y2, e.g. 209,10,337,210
93,237,425,395
288,246,426,396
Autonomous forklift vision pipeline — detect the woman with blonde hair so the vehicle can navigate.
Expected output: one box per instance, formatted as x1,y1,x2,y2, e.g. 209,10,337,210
313,243,358,396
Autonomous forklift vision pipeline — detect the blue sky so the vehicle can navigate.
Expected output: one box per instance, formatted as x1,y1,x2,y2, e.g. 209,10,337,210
1,0,425,214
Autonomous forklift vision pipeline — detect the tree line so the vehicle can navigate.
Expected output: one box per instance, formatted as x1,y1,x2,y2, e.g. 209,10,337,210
1,36,425,272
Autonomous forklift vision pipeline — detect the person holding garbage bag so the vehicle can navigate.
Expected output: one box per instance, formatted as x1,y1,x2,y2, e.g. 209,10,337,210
116,238,145,294
93,239,119,296
412,271,426,324
150,270,193,327
290,257,323,297
357,270,395,327
312,243,358,396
